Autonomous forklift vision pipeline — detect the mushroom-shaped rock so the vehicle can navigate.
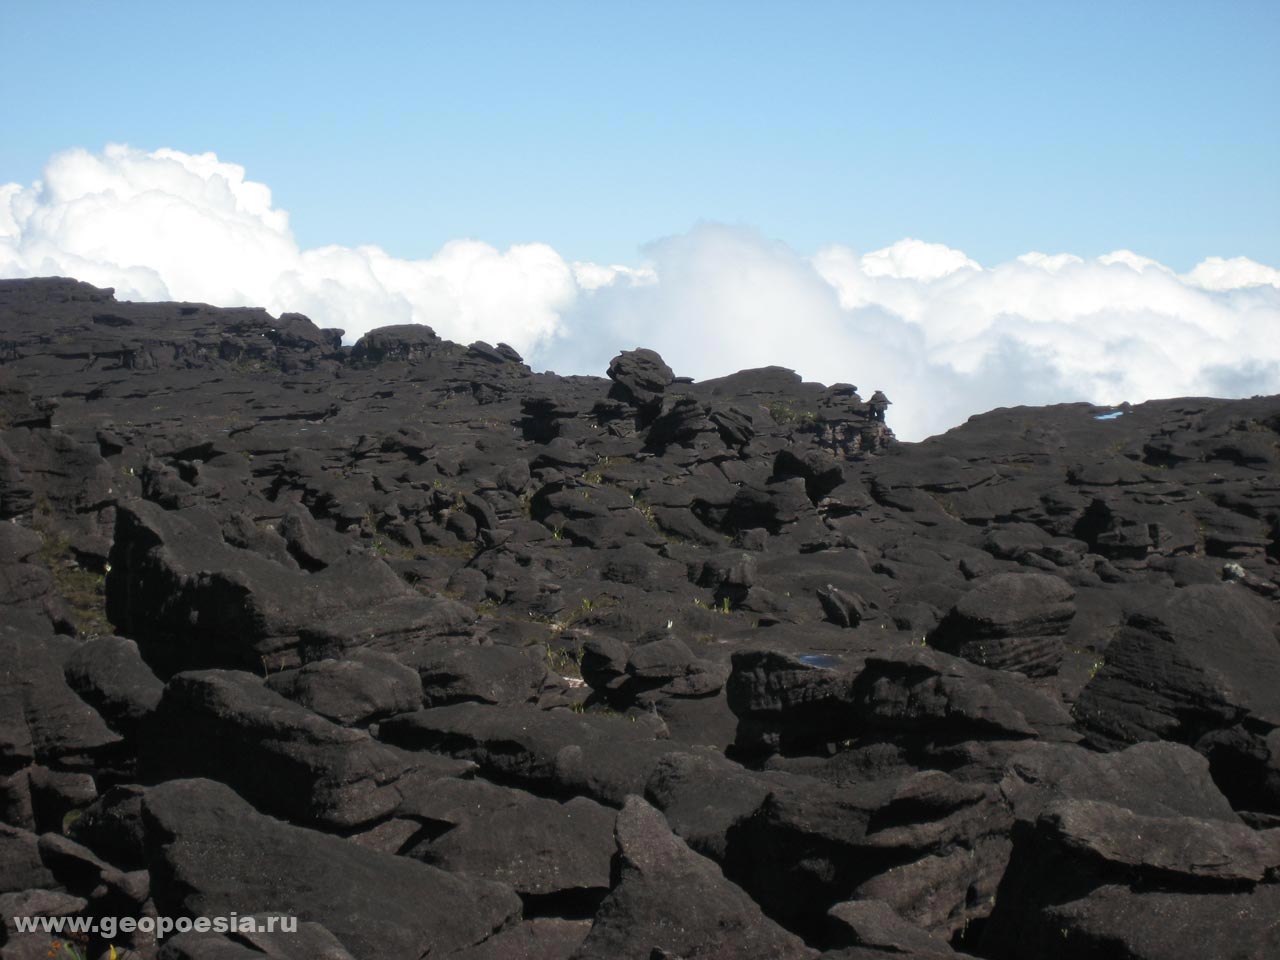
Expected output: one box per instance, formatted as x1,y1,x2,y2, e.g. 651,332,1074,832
607,349,675,411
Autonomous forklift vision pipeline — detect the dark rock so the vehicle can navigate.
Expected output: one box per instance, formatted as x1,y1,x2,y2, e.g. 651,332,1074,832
607,349,675,412
445,918,589,960
818,584,873,627
4,278,1280,960
644,751,776,861
141,669,432,829
379,702,675,805
350,323,440,363
400,776,616,908
827,899,960,958
0,824,55,893
63,635,164,736
928,572,1076,677
406,643,564,707
28,765,97,833
142,778,521,960
726,770,1013,938
158,921,357,960
573,796,815,960
264,650,422,725
1,624,121,767
1074,584,1280,810
66,784,148,871
980,798,1280,959
106,500,467,672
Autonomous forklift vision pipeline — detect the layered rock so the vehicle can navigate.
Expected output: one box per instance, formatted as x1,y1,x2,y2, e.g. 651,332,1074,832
1,277,1279,960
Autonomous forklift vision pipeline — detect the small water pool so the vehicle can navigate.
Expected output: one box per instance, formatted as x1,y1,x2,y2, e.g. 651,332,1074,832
797,653,843,669
1093,411,1125,421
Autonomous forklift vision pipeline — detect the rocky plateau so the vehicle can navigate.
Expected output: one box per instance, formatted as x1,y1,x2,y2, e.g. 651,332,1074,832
2,276,1279,959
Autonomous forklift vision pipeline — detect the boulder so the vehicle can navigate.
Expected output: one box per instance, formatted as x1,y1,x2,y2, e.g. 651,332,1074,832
1074,585,1280,778
928,572,1076,677
63,635,164,737
379,702,676,806
606,349,675,412
400,777,616,908
141,669,434,829
264,650,422,725
142,778,521,960
573,796,815,960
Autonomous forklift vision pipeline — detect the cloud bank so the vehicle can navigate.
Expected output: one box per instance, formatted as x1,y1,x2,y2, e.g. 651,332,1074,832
3,145,1277,440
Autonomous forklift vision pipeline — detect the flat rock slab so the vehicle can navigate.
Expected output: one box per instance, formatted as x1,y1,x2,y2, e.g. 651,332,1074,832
379,702,678,805
142,778,521,960
143,669,434,829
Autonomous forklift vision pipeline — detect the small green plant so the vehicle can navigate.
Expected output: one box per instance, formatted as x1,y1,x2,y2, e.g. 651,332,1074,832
33,525,110,637
551,524,565,540
766,400,817,426
47,934,126,960
631,497,659,528
1088,657,1106,679
718,596,732,614
546,644,584,678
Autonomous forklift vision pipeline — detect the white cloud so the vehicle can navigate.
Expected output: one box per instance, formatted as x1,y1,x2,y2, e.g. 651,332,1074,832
570,261,657,291
1182,255,1280,292
858,238,980,281
3,144,1278,441
0,144,575,355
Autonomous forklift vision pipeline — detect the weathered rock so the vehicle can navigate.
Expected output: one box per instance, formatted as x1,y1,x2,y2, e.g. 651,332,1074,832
980,798,1280,959
573,796,816,960
400,777,616,908
606,349,675,412
158,921,357,960
445,919,590,960
264,650,422,725
1074,584,1280,812
0,824,55,893
827,899,962,958
1,624,121,767
928,572,1076,677
726,770,1013,938
142,778,521,960
406,643,564,707
5,278,1280,960
106,500,467,673
141,670,431,829
350,323,441,363
379,702,675,805
63,635,164,737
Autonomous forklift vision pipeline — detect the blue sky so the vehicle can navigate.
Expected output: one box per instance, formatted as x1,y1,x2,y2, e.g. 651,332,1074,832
3,2,1278,439
4,0,1277,270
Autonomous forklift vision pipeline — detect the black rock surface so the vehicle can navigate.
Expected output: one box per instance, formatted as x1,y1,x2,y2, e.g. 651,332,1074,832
1,275,1278,959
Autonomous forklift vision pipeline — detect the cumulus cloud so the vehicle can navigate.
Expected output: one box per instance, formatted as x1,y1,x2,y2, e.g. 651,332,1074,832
0,144,576,355
3,144,1278,441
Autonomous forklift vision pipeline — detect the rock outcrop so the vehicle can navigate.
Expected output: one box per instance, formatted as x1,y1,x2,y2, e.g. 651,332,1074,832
1,276,1277,959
